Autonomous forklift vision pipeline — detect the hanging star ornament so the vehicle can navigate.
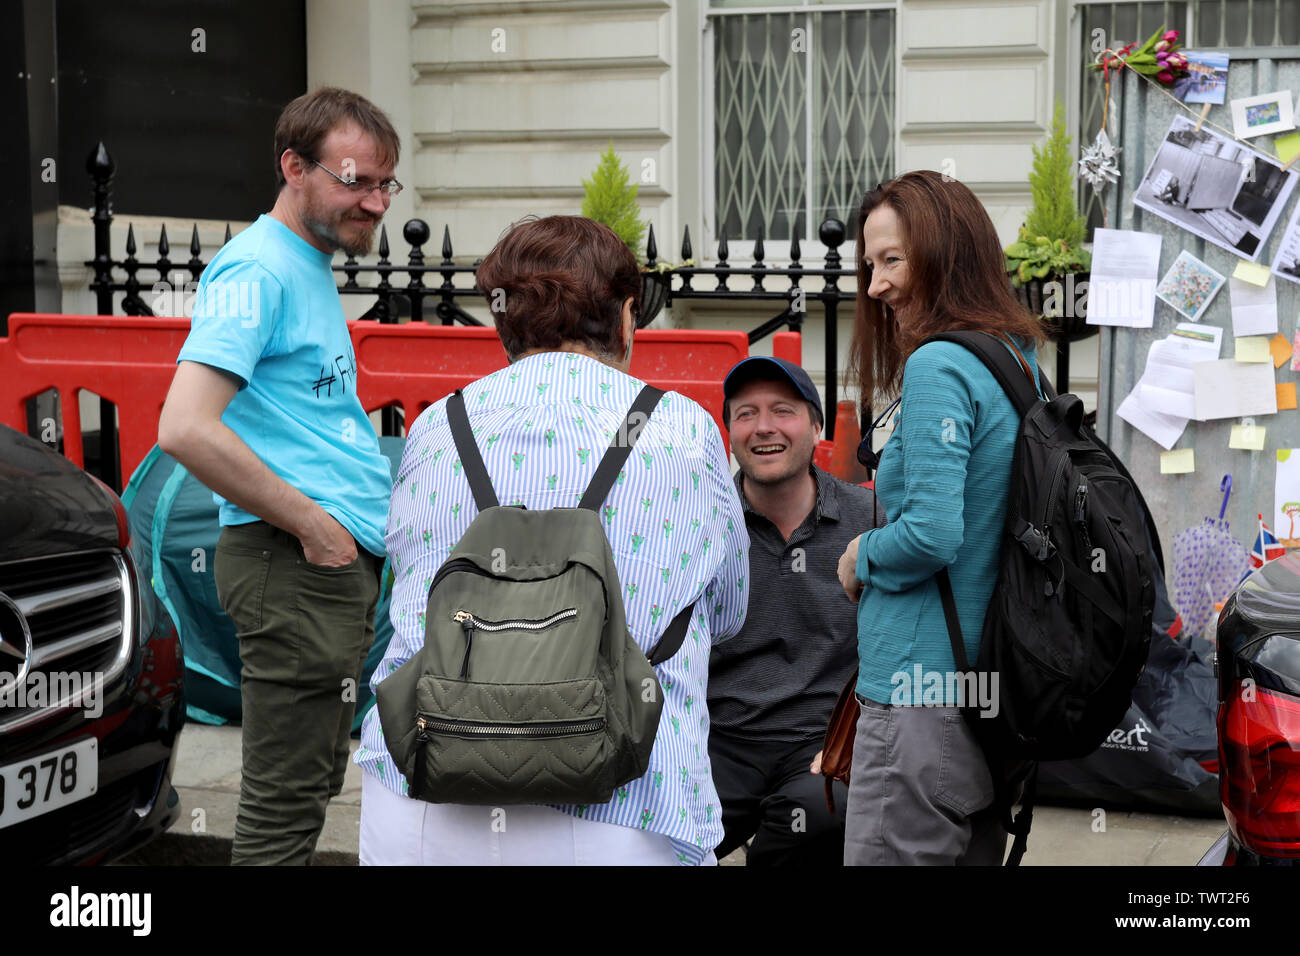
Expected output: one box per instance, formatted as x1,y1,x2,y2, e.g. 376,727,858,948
1078,128,1121,195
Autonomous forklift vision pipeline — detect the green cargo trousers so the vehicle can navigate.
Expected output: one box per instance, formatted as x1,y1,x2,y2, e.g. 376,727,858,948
214,520,380,866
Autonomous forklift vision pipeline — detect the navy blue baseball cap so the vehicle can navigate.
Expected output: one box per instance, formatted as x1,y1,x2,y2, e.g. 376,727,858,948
722,357,824,428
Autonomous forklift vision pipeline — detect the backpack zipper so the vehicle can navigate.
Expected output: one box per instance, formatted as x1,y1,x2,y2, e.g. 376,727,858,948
430,557,496,591
1025,454,1071,597
1074,483,1093,555
430,556,571,591
451,607,579,679
416,713,604,738
453,608,578,632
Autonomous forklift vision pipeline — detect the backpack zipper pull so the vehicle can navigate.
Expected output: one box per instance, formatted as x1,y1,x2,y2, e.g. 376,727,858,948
453,610,475,678
412,716,431,800
1074,483,1094,555
1044,553,1066,597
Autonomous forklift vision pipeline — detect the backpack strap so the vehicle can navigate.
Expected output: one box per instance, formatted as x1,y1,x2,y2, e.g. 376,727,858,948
578,384,665,512
647,603,694,667
1004,765,1038,867
936,568,969,671
988,329,1035,384
577,384,695,665
924,330,1043,417
928,332,1166,575
447,389,500,511
927,333,1060,867
937,568,1035,867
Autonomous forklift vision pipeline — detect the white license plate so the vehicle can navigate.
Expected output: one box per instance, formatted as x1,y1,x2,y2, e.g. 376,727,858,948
0,738,98,830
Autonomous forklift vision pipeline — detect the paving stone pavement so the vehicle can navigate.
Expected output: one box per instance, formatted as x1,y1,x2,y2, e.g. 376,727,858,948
117,723,1228,866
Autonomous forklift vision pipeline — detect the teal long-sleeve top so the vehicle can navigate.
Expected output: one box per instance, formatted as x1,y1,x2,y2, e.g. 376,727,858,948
855,337,1041,705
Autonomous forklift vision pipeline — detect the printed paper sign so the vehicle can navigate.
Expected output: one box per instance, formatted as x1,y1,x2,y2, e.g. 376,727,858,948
1193,360,1278,419
1087,229,1161,327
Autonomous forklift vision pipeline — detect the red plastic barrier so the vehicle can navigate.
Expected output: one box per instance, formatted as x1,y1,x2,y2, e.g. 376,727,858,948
348,323,754,439
350,321,749,440
1,314,759,482
771,330,802,365
0,314,191,478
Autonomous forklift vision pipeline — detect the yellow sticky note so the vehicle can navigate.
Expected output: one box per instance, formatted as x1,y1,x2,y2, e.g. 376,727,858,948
1236,336,1272,362
1234,260,1273,287
1272,334,1293,368
1277,131,1300,164
1230,424,1267,450
1278,383,1297,409
1160,449,1195,474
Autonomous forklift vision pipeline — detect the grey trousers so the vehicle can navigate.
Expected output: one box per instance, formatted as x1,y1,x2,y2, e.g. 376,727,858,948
214,520,379,866
843,696,1007,865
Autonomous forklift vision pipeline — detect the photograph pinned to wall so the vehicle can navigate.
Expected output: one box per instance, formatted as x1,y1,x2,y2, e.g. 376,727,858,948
1156,250,1226,321
1271,197,1300,287
1230,91,1296,139
1134,114,1299,261
1174,51,1229,105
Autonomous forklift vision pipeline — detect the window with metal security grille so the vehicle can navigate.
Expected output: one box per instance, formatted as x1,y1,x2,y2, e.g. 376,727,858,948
706,2,896,251
1076,1,1300,231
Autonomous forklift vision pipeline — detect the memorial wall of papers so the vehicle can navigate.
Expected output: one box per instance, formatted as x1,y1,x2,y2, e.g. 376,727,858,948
1096,62,1300,569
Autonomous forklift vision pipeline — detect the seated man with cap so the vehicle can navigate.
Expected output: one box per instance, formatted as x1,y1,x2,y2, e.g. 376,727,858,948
708,357,884,866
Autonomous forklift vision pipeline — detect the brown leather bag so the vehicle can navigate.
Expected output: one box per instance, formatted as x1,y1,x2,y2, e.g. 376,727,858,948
820,670,859,813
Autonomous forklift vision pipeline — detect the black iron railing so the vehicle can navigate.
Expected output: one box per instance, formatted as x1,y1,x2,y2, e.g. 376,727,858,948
85,142,859,441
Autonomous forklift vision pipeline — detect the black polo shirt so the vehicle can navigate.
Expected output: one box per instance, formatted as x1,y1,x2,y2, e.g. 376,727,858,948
707,465,885,743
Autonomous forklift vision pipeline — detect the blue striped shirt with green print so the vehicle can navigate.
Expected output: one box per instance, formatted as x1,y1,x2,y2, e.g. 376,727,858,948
355,350,750,865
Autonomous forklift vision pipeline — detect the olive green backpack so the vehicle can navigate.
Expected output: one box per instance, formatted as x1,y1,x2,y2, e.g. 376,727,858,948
376,385,694,805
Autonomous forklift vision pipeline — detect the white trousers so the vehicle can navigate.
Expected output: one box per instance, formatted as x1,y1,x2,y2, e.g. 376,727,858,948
359,772,714,866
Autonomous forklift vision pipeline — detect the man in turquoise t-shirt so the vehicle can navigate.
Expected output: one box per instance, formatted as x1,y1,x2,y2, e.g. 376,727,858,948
159,88,402,865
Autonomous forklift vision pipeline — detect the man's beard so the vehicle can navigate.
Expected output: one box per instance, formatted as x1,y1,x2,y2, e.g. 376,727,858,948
736,446,812,487
302,197,380,257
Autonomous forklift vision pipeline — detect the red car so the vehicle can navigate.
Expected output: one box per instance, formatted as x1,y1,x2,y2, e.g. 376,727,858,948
1199,556,1300,866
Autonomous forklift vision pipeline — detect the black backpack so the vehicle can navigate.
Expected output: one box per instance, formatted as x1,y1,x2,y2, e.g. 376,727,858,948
923,330,1157,865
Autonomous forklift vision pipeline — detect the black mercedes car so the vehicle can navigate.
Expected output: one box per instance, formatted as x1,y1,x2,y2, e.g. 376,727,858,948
0,423,185,864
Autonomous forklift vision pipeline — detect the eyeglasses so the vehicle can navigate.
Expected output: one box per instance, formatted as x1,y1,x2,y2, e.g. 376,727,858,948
311,160,403,198
856,397,902,471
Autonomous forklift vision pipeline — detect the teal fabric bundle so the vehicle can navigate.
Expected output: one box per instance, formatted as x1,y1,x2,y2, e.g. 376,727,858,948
122,438,402,733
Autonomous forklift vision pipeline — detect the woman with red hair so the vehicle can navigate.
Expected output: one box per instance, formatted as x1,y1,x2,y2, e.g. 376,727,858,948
836,171,1046,865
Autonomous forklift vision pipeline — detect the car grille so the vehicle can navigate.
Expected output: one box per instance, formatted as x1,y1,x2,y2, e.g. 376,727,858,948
4,771,147,865
0,550,132,731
